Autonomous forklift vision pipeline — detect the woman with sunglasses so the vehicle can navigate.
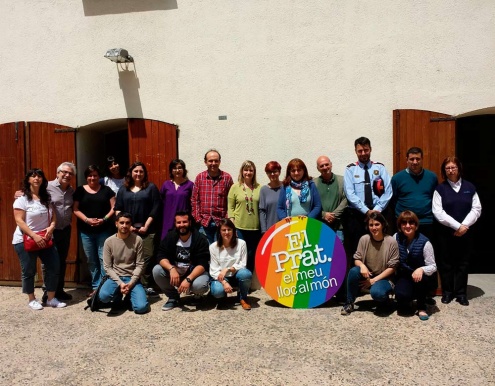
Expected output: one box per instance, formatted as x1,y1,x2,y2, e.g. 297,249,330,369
12,169,66,310
394,210,437,320
433,157,481,306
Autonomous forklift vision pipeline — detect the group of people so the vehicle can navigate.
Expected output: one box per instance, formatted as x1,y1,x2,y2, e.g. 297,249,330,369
12,140,482,319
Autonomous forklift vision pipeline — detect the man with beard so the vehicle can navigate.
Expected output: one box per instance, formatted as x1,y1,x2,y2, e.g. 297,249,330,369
343,137,392,256
98,212,149,314
152,211,210,310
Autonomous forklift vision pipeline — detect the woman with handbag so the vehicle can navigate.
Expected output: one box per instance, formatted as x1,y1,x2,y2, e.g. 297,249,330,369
12,169,67,310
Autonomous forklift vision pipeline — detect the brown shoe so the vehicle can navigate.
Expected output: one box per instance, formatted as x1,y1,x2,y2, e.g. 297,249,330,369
240,299,251,310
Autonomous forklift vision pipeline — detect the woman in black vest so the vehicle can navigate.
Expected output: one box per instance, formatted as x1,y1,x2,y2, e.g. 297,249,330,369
395,210,437,320
433,157,482,306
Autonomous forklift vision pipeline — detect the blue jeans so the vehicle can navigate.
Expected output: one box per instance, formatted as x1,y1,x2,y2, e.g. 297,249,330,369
346,266,393,304
98,276,149,314
236,229,261,272
210,268,252,301
80,230,112,289
199,220,218,245
14,243,60,294
152,265,210,300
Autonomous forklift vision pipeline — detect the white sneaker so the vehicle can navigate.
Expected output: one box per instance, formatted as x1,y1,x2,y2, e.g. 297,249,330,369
46,297,67,308
28,299,43,310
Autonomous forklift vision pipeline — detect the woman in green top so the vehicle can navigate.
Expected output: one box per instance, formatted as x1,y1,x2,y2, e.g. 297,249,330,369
228,160,261,272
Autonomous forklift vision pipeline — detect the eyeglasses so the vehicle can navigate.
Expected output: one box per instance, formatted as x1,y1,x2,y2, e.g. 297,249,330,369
59,170,74,176
445,166,458,171
267,170,280,174
400,220,417,225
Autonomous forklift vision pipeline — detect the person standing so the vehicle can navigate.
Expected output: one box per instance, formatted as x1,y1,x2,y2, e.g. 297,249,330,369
433,157,481,306
314,155,348,242
43,162,76,302
391,147,438,239
228,160,261,272
191,149,233,244
98,212,149,314
12,169,66,310
115,161,161,298
259,161,283,234
160,159,194,240
343,137,392,256
73,165,116,294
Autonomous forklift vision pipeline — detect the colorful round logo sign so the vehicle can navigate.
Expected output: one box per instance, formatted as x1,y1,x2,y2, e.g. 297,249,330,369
255,217,346,309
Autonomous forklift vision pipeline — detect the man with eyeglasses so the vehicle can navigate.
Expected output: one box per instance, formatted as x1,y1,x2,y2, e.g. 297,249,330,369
45,162,77,302
391,147,438,240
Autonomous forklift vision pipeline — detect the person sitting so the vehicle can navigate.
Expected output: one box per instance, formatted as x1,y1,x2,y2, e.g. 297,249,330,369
341,212,399,316
209,218,252,310
98,212,150,314
394,210,437,321
152,211,210,311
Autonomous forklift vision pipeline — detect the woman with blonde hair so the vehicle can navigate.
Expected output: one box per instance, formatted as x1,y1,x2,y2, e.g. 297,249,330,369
227,160,261,272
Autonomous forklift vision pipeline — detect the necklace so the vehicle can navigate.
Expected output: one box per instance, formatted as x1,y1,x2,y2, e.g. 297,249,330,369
243,183,254,215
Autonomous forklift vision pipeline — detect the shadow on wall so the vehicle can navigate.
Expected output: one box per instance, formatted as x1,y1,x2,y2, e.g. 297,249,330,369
82,0,178,16
118,64,143,118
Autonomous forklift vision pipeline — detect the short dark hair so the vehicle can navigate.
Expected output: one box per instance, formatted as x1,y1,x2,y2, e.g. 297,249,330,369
216,218,238,248
406,147,423,158
116,212,132,221
169,159,188,179
174,211,192,223
354,137,371,148
265,161,282,173
204,149,221,162
84,164,101,179
366,211,389,235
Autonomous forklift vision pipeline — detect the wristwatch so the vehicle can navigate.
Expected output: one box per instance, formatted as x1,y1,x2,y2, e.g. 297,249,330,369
185,277,192,284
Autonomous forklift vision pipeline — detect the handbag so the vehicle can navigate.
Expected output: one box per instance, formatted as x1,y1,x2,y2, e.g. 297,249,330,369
23,230,53,252
23,209,53,252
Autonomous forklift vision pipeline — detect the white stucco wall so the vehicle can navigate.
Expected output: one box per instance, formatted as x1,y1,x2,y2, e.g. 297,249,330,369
1,1,494,181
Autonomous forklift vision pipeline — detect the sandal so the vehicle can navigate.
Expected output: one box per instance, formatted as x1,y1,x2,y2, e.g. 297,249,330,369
418,310,429,321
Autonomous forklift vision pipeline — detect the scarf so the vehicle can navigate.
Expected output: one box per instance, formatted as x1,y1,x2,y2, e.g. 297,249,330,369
285,180,310,215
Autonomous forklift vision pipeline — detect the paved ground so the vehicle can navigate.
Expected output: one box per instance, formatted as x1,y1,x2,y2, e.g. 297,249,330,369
0,275,494,386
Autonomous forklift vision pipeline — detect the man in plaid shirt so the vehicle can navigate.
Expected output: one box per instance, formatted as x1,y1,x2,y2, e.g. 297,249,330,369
192,149,233,244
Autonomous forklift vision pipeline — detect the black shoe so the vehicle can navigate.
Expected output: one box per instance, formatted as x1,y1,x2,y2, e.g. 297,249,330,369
441,294,453,304
425,297,436,306
55,290,73,301
456,296,469,306
41,291,48,304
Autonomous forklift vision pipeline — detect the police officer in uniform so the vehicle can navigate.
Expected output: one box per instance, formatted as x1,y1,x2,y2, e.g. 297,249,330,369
343,137,393,261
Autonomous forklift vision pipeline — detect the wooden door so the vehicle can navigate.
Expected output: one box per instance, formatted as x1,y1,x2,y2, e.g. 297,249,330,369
393,109,456,177
128,119,178,186
26,122,79,284
0,122,27,282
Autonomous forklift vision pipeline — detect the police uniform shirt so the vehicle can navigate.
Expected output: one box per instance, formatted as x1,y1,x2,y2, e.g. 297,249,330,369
344,160,392,214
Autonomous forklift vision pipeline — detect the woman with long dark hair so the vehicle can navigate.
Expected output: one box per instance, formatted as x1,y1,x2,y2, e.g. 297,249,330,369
115,161,161,297
209,218,252,310
101,155,125,195
433,156,481,306
73,165,116,294
12,169,66,309
277,158,321,220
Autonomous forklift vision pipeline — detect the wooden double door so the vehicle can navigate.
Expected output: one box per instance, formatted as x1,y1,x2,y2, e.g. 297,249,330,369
0,119,177,284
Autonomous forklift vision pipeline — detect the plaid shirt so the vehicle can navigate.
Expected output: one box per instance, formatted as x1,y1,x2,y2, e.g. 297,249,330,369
192,170,233,227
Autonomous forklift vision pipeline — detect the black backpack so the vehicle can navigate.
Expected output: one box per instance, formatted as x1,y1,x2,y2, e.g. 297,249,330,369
85,275,110,311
